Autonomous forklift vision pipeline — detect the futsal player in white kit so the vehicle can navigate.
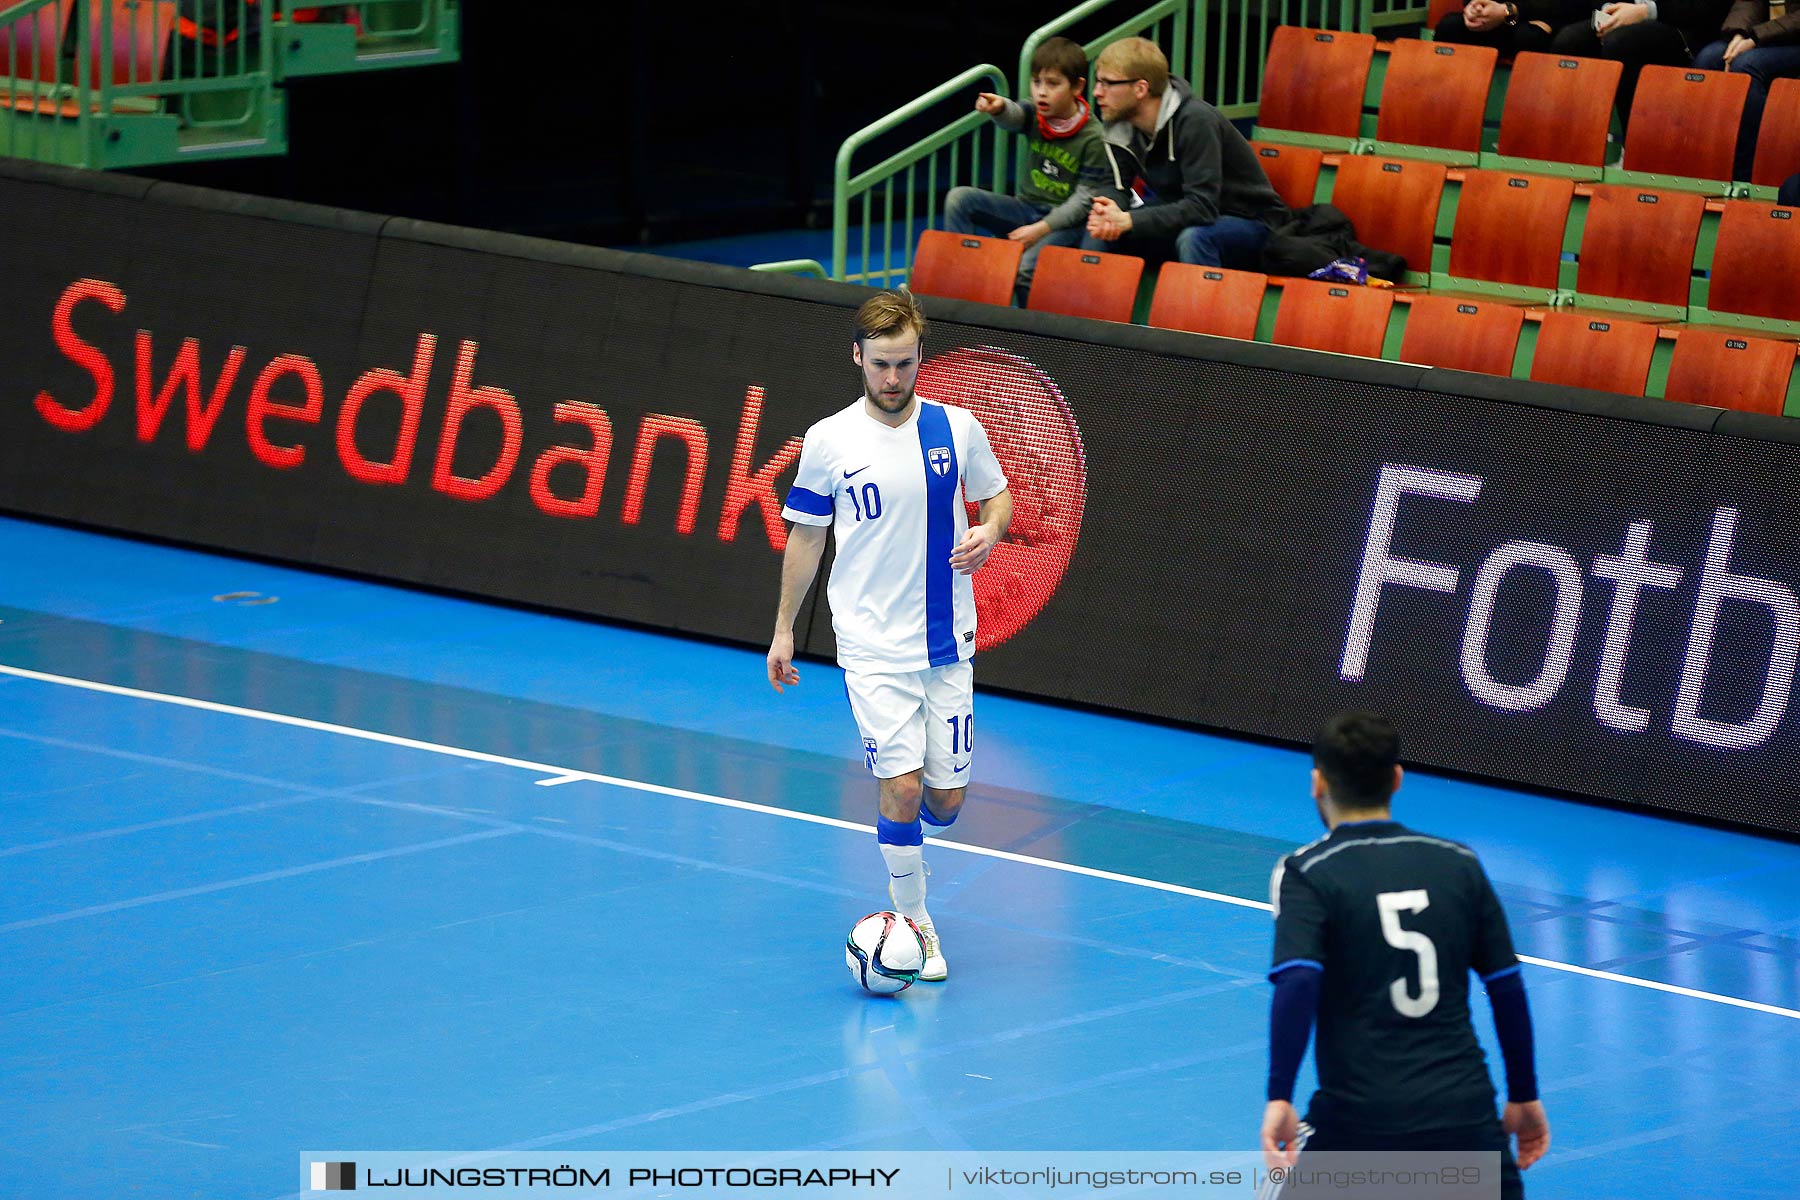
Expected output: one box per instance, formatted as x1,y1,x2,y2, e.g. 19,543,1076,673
766,289,1013,982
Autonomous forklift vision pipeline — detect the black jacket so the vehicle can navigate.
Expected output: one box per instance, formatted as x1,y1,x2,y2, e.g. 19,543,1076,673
1096,76,1288,239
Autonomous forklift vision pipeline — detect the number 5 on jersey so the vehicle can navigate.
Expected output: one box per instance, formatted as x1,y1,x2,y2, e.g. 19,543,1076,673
1377,890,1440,1017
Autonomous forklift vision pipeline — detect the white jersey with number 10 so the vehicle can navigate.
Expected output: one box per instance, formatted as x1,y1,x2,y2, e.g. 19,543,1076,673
782,395,1008,675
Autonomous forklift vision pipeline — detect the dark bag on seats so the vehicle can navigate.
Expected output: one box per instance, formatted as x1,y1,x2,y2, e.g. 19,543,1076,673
1261,203,1407,282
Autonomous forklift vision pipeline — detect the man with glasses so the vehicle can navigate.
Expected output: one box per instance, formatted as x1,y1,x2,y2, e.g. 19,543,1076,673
1084,37,1288,271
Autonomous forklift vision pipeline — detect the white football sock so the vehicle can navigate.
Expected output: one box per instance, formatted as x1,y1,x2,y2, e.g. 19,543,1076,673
880,843,928,922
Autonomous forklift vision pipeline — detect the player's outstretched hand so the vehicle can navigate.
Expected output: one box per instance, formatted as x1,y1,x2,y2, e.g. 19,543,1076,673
950,524,999,574
974,92,1006,116
1260,1100,1299,1169
1504,1100,1550,1169
767,631,800,692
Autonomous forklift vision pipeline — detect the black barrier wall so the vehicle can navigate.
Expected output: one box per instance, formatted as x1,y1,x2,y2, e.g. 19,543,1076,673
4,159,1799,835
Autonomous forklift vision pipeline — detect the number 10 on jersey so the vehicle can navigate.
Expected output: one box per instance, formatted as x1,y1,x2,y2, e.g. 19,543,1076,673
846,482,882,521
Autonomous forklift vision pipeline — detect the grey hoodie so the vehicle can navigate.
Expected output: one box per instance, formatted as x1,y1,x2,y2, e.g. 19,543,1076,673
1098,76,1288,241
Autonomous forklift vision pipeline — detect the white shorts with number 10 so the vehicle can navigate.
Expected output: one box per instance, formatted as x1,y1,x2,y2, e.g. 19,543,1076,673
844,661,974,789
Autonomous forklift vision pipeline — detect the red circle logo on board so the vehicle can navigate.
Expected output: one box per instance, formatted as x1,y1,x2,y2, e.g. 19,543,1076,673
919,346,1088,651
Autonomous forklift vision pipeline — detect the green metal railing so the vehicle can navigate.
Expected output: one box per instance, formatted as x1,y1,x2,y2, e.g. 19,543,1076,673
273,0,460,75
357,0,439,44
1,0,75,163
163,0,274,141
0,0,456,167
824,0,1433,283
750,259,830,279
0,0,277,166
1361,0,1431,32
832,62,1011,286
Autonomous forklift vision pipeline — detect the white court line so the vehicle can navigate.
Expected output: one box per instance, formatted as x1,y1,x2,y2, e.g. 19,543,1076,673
3,661,1797,1021
1513,954,1799,1018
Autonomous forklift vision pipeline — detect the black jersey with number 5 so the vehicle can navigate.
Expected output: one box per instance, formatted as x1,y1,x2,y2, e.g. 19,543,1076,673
1270,818,1520,1135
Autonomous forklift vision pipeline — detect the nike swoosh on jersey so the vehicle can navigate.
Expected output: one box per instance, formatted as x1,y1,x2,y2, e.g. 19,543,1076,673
843,465,871,478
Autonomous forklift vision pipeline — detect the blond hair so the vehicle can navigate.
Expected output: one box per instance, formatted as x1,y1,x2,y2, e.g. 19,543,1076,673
854,288,927,345
1095,37,1169,97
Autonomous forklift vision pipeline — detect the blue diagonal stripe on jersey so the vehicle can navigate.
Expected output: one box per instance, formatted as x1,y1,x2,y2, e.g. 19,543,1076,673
783,486,833,516
916,403,959,667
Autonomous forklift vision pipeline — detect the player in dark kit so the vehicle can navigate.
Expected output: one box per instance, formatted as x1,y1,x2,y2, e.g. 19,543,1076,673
1261,711,1550,1198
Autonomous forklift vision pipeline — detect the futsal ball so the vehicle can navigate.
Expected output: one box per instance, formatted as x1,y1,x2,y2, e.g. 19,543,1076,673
845,910,926,994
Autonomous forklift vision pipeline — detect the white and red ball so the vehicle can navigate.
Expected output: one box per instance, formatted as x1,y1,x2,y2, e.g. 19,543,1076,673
845,910,926,994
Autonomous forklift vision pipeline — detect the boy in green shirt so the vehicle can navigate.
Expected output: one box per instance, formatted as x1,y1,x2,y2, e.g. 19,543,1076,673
943,37,1113,304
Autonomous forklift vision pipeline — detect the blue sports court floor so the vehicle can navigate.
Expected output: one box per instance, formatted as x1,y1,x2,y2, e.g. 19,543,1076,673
2,513,1798,1198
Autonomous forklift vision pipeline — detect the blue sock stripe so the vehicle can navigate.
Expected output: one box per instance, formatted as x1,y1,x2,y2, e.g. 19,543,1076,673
919,801,957,827
876,815,923,846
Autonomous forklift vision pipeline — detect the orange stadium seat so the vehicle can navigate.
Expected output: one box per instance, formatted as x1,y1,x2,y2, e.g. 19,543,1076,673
1494,52,1623,171
1574,185,1706,309
1708,200,1800,323
1751,77,1800,190
1621,65,1749,183
1147,264,1267,340
1027,246,1143,323
1329,154,1448,277
1249,141,1323,209
1444,169,1575,291
908,231,1023,307
1375,38,1499,156
1271,278,1395,358
1256,26,1376,141
1663,329,1798,415
1397,295,1527,376
1529,312,1660,393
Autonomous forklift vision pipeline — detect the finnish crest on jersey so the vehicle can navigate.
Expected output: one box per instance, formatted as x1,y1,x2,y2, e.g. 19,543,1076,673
863,737,879,771
928,446,952,476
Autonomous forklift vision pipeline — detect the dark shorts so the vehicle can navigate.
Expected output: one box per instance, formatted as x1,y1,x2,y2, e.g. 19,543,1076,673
1282,1119,1523,1200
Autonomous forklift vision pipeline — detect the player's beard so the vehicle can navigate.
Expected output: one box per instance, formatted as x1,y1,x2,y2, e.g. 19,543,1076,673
869,383,915,415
